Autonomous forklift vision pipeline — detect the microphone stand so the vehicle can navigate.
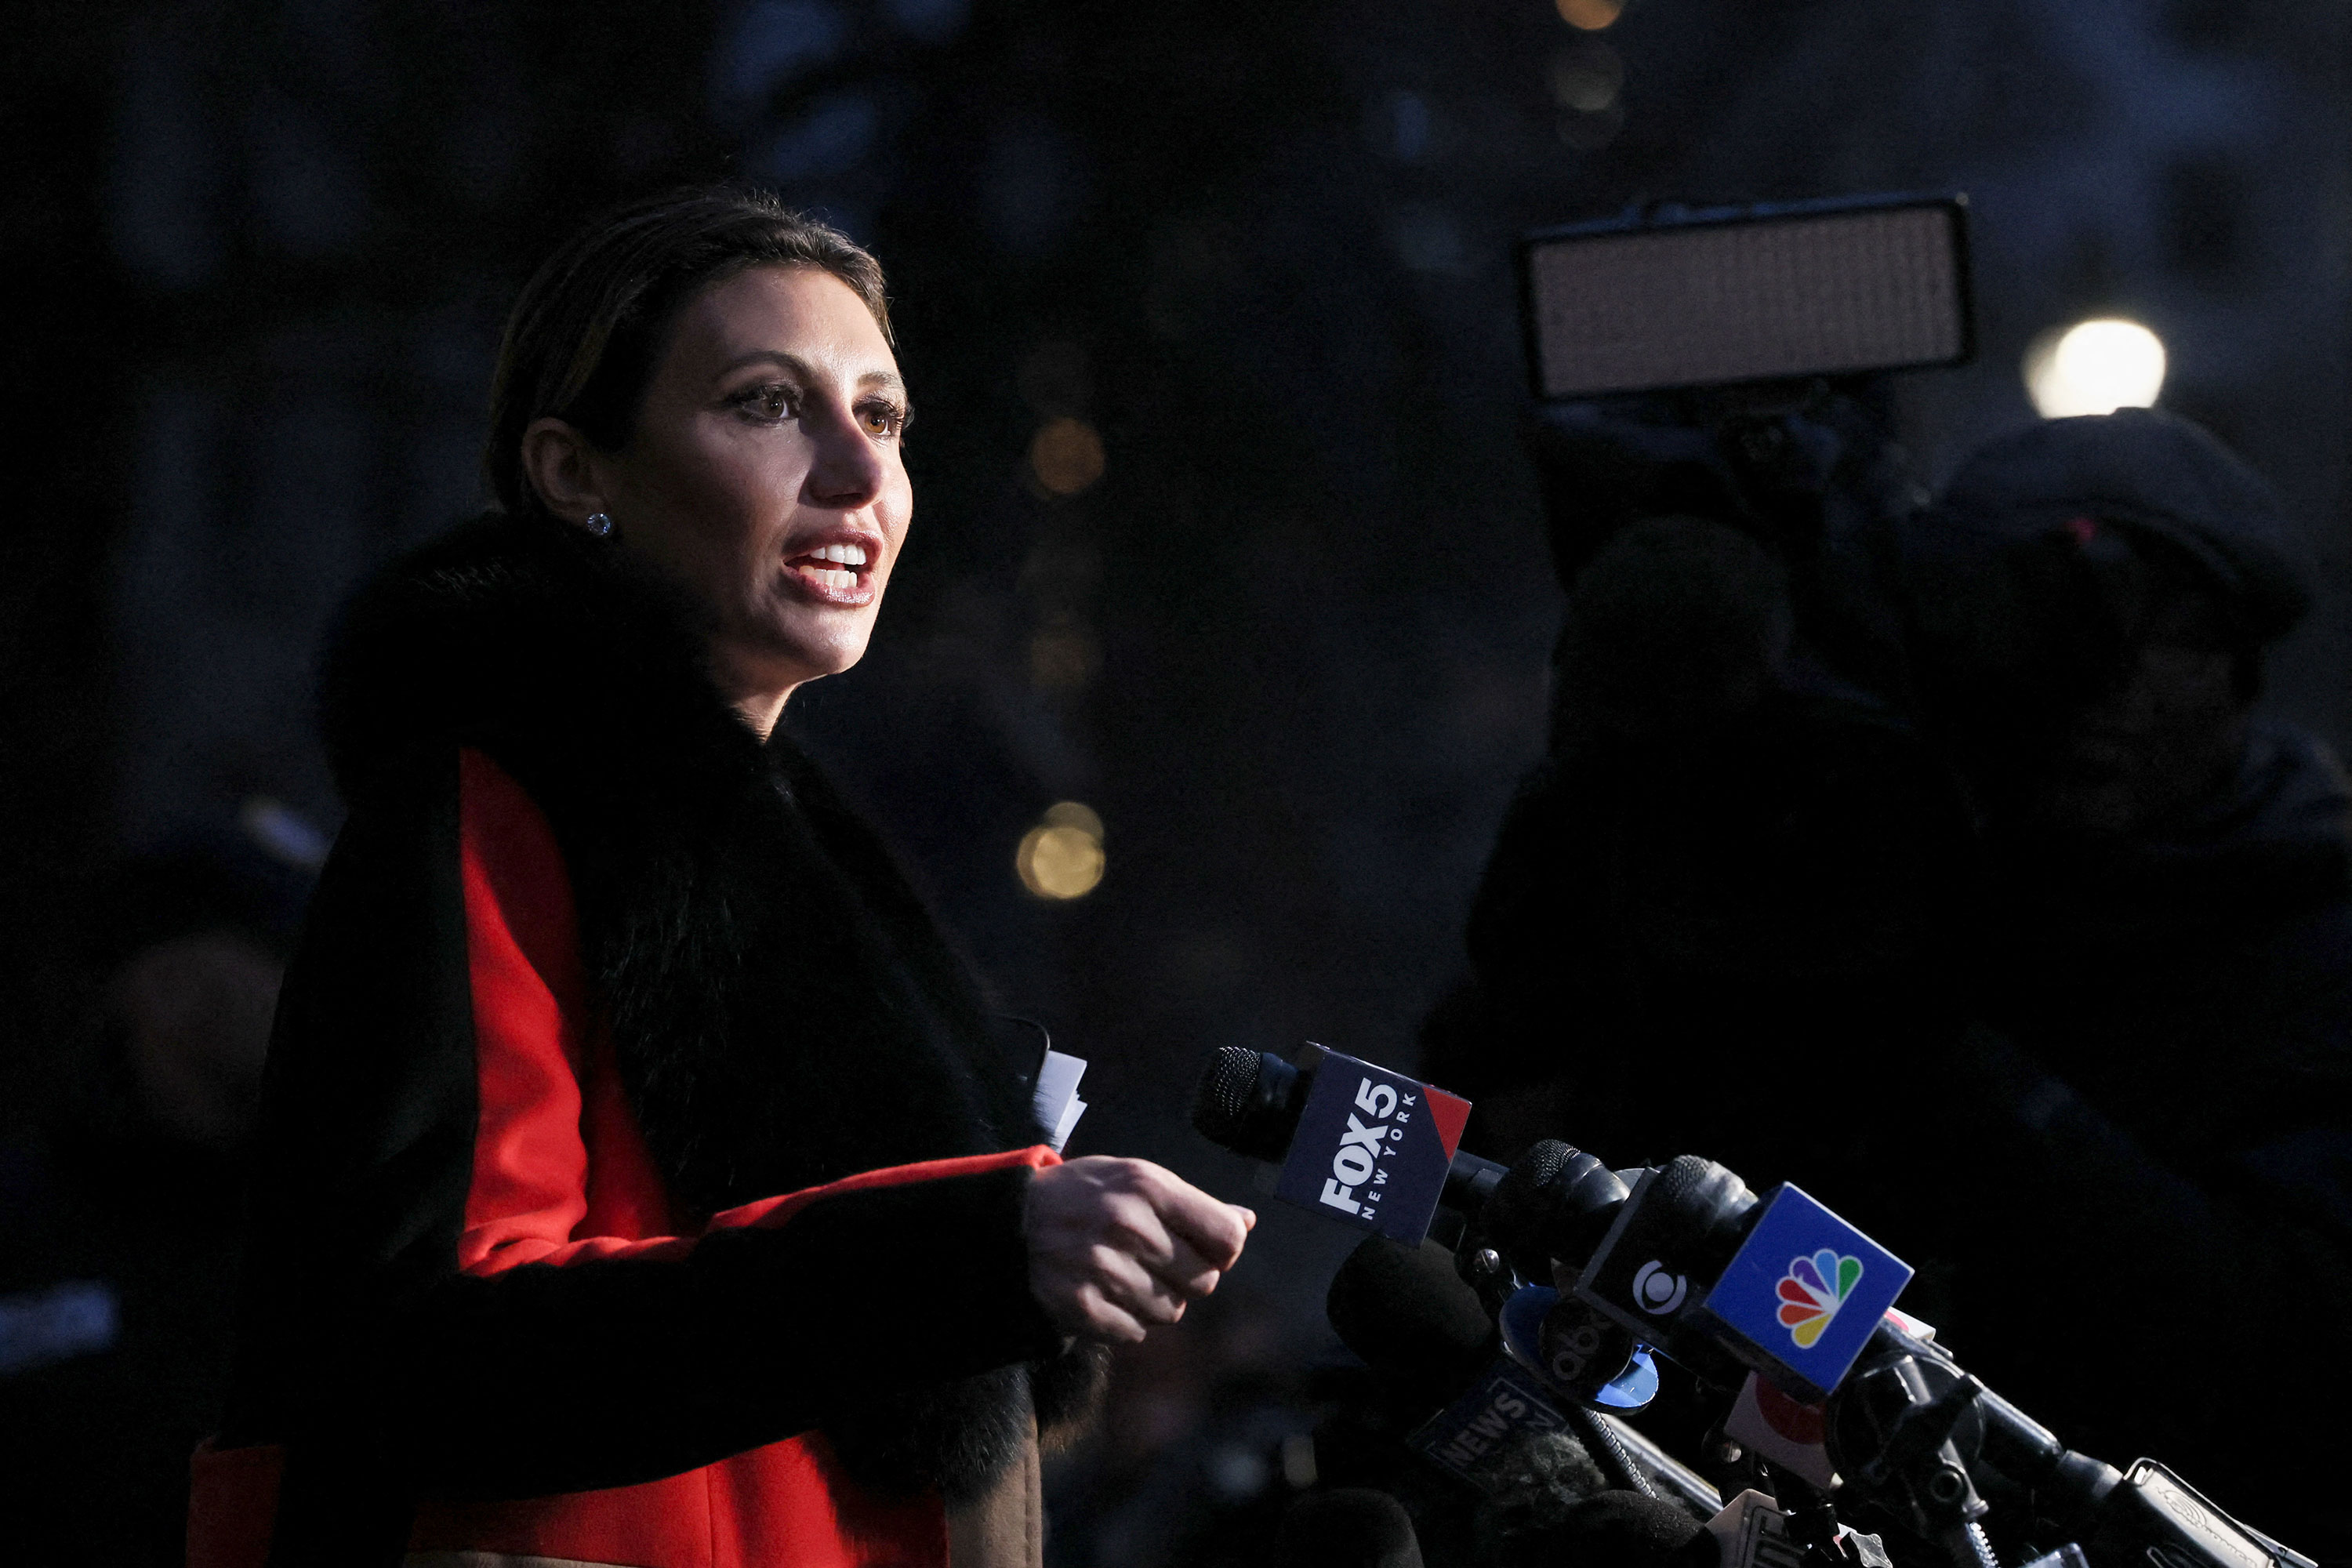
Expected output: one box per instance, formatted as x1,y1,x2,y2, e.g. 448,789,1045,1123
1814,1319,2315,1568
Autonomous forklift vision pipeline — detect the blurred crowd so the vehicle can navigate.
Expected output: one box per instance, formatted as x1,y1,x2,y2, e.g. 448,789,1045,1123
1,811,313,1560
5,402,2347,1564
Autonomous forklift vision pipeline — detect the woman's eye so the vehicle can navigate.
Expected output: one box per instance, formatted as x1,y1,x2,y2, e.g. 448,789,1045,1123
860,404,907,439
734,383,798,422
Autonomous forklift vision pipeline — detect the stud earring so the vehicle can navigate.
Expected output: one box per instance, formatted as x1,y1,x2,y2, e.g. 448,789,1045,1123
586,512,615,538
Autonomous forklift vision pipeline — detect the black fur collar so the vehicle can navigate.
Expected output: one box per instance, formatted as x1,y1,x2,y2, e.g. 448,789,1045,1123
322,514,1036,1211
321,515,1098,1497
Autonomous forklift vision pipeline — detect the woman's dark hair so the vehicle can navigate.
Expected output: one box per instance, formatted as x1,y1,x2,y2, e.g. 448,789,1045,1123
485,185,891,521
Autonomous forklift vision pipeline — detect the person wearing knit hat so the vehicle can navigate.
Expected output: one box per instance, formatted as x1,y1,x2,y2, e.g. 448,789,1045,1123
1900,406,2321,841
1893,408,2352,1555
1932,405,2312,637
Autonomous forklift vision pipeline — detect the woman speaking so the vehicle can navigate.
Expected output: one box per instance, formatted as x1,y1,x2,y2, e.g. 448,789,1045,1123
188,187,1254,1568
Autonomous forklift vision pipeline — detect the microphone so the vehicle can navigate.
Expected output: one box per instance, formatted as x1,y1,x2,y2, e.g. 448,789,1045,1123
1196,1045,1915,1405
1192,1048,1629,1265
1308,1240,1728,1566
1194,1044,1487,1245
1324,1233,1499,1413
1214,1044,2321,1568
1325,1234,1714,1519
1276,1488,1426,1568
1327,1232,1603,1495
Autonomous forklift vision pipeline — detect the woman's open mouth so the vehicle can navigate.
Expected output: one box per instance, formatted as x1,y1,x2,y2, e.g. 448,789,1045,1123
782,539,877,605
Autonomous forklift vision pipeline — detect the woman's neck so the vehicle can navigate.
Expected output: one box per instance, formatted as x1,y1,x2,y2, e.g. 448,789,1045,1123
730,688,793,740
706,643,801,740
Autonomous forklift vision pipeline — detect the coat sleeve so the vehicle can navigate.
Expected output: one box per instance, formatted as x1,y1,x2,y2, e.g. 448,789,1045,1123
230,746,1064,1515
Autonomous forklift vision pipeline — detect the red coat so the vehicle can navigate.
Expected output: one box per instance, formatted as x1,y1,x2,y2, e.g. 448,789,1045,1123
189,748,1063,1567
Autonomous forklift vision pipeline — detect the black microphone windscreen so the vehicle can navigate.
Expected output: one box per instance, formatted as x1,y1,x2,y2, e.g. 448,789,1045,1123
1327,1234,1496,1405
1276,1488,1425,1568
1497,1490,1711,1568
1192,1047,1302,1161
1194,1047,1267,1142
1480,1139,1574,1276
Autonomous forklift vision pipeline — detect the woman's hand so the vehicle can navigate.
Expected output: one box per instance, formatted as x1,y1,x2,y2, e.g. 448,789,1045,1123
1025,1156,1257,1344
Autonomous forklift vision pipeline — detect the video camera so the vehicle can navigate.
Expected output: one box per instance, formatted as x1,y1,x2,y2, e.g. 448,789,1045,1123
1507,193,1980,720
1518,191,1969,540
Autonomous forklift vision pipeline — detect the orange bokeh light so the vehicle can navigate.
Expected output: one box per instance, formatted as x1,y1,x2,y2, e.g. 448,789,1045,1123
1555,0,1623,30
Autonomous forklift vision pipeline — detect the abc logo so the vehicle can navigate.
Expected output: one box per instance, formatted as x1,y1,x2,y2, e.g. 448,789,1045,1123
1631,1260,1687,1316
1547,1320,1604,1382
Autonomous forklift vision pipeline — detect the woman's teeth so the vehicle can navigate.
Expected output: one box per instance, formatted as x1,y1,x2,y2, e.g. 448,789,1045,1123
790,542,869,592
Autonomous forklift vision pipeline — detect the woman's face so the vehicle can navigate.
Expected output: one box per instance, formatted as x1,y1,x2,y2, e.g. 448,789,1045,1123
563,264,912,724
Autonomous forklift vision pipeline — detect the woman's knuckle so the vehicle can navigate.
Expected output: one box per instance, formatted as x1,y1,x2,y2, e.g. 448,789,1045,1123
1102,1203,1155,1247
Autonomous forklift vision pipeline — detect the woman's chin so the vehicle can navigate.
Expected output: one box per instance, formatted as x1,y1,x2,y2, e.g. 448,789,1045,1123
744,619,874,688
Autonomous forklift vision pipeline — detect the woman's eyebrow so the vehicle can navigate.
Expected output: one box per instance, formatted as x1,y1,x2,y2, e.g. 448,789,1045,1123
716,349,814,379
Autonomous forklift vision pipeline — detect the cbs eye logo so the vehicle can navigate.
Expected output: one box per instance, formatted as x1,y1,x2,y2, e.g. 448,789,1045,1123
1630,1260,1688,1316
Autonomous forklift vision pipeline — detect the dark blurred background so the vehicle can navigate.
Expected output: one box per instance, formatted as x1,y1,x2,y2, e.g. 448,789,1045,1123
3,1,2348,1563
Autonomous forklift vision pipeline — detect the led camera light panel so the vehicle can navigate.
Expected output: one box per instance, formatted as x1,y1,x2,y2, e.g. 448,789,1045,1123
1696,1184,1912,1404
1271,1050,1471,1246
1522,195,1971,399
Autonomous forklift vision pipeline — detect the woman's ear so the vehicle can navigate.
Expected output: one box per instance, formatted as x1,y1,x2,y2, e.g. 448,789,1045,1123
519,417,612,532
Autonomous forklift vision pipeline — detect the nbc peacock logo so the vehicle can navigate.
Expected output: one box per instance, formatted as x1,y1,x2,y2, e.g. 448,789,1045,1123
1776,1249,1864,1348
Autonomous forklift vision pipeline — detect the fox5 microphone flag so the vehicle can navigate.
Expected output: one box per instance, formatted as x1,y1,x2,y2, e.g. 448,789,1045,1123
1272,1048,1471,1245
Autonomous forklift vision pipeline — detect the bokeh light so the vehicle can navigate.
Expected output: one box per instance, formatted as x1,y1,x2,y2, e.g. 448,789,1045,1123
1029,417,1106,495
2023,318,2168,419
1555,0,1624,29
1043,800,1103,837
1548,42,1624,113
1018,802,1105,899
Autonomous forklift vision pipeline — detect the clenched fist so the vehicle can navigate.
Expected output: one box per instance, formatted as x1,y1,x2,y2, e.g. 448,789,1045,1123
1024,1156,1256,1343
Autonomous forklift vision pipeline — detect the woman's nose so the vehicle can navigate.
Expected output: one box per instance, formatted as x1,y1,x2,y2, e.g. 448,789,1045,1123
804,401,887,510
